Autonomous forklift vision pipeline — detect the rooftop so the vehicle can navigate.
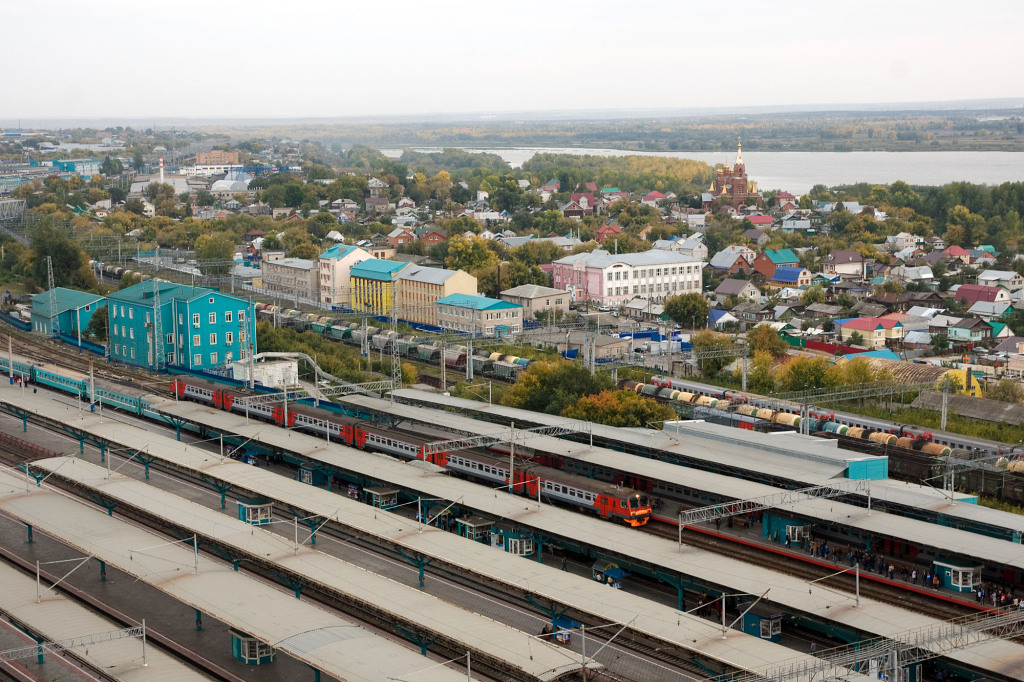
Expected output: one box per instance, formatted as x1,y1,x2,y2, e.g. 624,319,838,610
265,257,316,271
437,294,521,311
395,265,463,286
500,284,567,298
350,259,410,281
554,248,701,269
32,287,104,317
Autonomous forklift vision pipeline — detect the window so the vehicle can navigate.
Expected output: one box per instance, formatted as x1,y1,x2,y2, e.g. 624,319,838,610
193,334,201,346
209,312,216,324
238,310,245,321
192,314,200,327
193,354,201,365
129,328,134,339
128,308,133,319
113,326,118,337
120,306,125,317
209,333,217,345
606,288,612,296
178,314,183,325
210,352,218,365
84,305,90,312
112,307,117,319
167,353,175,364
114,344,119,355
145,312,150,324
226,331,233,344
225,311,232,323
166,333,173,344
130,347,135,359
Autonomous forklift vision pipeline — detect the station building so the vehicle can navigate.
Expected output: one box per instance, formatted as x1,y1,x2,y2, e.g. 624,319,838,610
30,287,106,341
349,259,409,314
106,281,256,371
318,244,373,306
436,294,523,336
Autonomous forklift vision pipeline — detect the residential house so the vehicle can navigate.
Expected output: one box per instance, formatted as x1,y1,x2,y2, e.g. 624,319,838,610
367,177,388,197
774,191,798,210
743,229,770,247
709,309,740,330
730,301,774,326
966,301,1011,321
822,249,867,279
944,245,971,264
394,265,477,326
640,191,665,207
713,279,760,305
318,244,373,306
746,215,774,231
596,223,621,244
349,259,410,314
802,303,844,320
570,193,596,215
436,294,522,336
889,265,933,285
951,284,1012,306
560,200,587,220
948,317,993,344
387,227,415,247
709,245,756,274
768,266,812,289
416,228,448,245
674,234,709,260
893,246,925,262
839,317,904,349
550,249,703,307
779,216,812,231
752,248,798,279
106,281,255,371
30,287,105,341
262,258,319,301
884,232,920,252
499,284,571,322
365,196,390,213
977,270,1024,292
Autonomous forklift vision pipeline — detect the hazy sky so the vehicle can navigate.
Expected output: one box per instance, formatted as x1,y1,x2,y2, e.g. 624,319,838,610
4,0,1022,121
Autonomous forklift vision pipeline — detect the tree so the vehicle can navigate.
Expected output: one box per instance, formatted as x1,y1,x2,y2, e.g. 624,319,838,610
124,198,146,215
930,332,950,353
195,233,236,274
289,242,320,259
747,324,788,358
800,284,826,306
501,360,614,415
307,212,336,240
85,305,108,341
691,330,732,377
30,220,95,290
986,379,1024,404
847,330,865,347
777,356,832,393
737,350,777,394
445,234,498,272
561,389,675,428
663,292,710,329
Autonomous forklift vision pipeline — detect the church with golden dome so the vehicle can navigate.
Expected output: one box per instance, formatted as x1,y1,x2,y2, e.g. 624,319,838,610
702,139,761,210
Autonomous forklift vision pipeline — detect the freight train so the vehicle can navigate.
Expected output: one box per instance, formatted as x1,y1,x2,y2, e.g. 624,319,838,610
88,260,156,283
254,304,532,382
170,376,651,526
647,376,976,456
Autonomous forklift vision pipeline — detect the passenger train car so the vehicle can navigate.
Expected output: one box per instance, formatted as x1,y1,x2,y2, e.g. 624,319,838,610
169,377,652,526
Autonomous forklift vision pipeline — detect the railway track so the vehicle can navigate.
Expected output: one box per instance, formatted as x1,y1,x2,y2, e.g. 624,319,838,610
0,417,712,682
644,523,978,622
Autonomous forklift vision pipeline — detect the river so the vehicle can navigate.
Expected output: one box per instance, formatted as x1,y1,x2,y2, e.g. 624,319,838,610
380,147,1024,195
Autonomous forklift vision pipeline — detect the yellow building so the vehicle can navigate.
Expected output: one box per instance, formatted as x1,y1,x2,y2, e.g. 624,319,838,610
349,260,409,314
394,266,478,326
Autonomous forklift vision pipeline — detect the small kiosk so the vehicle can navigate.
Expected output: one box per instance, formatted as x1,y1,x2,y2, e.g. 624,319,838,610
933,557,983,593
297,464,328,488
456,515,493,544
364,486,399,510
490,522,535,556
739,602,782,642
237,499,273,525
591,560,630,589
230,629,276,665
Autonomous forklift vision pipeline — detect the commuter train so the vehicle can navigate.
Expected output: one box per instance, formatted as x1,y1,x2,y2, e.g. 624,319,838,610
254,305,532,382
647,376,967,455
169,376,651,526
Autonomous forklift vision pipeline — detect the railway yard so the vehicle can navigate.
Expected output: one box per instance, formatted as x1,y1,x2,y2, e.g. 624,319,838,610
1,330,1024,681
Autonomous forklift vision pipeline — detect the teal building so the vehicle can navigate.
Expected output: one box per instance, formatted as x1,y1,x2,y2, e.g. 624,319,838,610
31,287,106,343
106,282,256,371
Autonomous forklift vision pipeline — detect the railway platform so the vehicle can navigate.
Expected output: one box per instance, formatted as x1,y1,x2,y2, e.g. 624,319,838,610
5,383,1022,680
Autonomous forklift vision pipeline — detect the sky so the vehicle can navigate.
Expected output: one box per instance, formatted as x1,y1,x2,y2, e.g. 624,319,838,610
3,0,1023,122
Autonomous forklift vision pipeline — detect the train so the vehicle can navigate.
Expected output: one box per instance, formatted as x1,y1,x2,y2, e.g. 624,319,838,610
88,260,156,283
647,376,966,456
254,304,533,382
170,376,651,526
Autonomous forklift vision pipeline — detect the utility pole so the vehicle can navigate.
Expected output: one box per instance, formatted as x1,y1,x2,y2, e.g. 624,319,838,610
152,280,163,372
46,256,58,338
